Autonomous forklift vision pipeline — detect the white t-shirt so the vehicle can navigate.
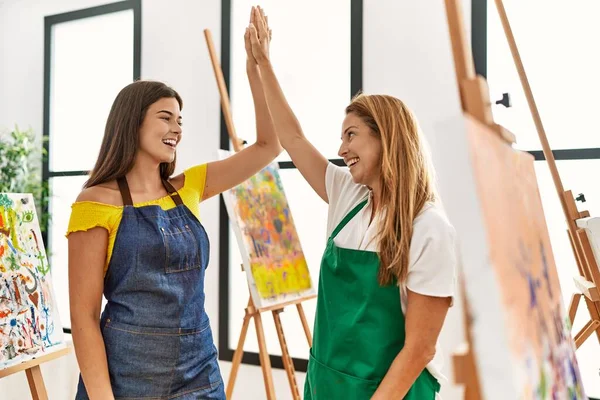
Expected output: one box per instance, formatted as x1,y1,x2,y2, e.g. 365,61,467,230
325,163,457,392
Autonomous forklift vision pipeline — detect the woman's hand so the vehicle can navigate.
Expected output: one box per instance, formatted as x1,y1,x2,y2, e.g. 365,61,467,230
202,6,280,201
244,7,256,64
247,5,271,65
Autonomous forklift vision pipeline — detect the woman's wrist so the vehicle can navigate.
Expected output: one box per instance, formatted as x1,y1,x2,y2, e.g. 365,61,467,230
246,58,259,72
256,58,272,69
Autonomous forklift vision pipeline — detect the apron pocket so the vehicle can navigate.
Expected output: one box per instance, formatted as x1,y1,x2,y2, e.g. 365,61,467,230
102,319,198,398
161,223,203,274
171,322,223,395
306,350,380,400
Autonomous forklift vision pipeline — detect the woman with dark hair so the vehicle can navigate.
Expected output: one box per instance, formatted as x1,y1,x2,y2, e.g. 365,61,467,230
67,9,278,398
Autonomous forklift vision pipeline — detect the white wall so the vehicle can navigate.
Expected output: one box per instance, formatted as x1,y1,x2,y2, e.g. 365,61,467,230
0,0,475,399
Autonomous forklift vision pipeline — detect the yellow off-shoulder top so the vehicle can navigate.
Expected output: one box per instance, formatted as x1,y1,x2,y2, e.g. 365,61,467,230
66,164,207,275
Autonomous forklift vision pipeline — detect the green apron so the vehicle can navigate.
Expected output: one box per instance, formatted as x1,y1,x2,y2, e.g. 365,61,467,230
304,199,440,400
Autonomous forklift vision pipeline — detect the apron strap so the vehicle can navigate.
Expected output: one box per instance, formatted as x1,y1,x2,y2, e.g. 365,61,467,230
117,177,134,206
330,197,369,239
161,179,184,206
116,176,184,207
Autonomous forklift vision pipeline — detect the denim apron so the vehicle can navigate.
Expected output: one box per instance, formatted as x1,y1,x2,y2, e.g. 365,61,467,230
304,199,440,399
76,177,225,399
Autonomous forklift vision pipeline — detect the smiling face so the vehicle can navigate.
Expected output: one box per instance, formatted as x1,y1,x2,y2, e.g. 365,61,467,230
341,94,437,286
137,97,182,165
338,112,382,188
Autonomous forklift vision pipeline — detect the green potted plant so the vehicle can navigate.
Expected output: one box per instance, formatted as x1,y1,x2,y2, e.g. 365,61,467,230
0,125,50,232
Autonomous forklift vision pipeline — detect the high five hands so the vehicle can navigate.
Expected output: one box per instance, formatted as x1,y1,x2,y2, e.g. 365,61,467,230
244,5,272,65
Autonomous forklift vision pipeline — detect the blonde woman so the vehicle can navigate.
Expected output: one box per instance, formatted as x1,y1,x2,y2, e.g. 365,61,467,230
246,7,457,399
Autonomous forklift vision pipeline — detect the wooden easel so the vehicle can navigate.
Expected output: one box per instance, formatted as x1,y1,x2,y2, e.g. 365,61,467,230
0,347,70,400
443,0,515,398
445,0,600,397
203,29,315,400
489,0,600,350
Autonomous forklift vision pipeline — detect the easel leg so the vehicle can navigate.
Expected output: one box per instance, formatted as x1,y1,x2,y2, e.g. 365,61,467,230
568,293,582,328
254,310,276,400
452,350,481,400
583,297,600,344
296,303,313,348
226,299,253,399
574,319,600,349
272,309,301,400
25,365,48,400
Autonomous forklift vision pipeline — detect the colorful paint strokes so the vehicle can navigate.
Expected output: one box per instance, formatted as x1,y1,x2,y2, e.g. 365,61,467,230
468,126,585,399
220,152,315,309
0,193,64,368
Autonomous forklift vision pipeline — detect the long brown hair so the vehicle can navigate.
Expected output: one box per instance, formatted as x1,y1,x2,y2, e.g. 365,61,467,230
84,80,183,188
346,94,436,286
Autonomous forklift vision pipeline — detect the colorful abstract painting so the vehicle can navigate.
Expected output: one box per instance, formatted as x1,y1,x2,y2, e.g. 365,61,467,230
467,122,585,399
219,152,315,309
0,193,65,369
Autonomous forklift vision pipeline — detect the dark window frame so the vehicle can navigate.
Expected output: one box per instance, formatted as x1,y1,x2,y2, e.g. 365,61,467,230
42,0,142,333
472,0,600,160
217,0,362,372
219,0,600,375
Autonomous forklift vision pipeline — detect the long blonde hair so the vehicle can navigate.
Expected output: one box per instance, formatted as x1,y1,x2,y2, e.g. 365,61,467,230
345,94,436,286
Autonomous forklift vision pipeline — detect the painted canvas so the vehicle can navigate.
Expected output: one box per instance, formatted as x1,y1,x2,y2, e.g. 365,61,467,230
219,151,315,309
0,193,65,369
467,121,585,399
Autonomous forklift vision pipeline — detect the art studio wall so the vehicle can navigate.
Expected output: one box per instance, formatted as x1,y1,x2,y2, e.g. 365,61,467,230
3,0,598,399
